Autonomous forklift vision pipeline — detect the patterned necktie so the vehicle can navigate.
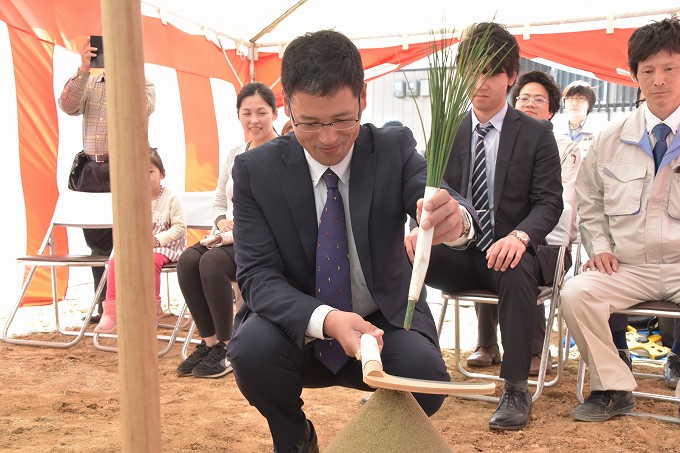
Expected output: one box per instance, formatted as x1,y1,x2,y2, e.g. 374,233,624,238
652,123,671,174
472,123,494,251
313,169,352,374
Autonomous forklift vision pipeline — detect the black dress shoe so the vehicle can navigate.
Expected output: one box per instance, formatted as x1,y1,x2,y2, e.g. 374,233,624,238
489,384,532,430
275,420,318,453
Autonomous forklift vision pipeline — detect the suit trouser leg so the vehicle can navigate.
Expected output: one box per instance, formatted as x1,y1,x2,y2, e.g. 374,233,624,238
228,311,448,452
427,245,497,346
559,264,680,391
495,251,541,381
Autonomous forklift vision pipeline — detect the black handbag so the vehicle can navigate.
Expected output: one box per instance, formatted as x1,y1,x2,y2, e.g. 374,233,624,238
68,150,88,190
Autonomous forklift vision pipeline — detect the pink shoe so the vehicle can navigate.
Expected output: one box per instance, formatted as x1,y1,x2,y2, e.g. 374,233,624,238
94,300,117,333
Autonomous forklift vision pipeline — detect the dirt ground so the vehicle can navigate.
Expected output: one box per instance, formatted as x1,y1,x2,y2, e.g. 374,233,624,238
1,320,679,453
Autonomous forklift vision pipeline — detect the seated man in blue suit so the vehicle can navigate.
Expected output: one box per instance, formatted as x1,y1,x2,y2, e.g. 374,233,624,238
227,29,478,453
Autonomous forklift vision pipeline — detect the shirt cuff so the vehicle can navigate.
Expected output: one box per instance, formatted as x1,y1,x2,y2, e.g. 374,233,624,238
443,206,476,248
305,305,336,341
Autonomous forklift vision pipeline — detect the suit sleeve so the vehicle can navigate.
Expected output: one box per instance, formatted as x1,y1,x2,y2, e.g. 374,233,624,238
231,155,320,347
516,122,564,249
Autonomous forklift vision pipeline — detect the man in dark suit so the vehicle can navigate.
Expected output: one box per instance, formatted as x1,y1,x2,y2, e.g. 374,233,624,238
406,22,563,430
227,30,478,453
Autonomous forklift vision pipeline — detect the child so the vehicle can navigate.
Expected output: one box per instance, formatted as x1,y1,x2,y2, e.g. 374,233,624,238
95,148,187,333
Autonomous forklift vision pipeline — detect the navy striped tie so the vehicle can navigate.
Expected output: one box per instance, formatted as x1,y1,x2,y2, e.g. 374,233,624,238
472,123,494,251
313,169,352,374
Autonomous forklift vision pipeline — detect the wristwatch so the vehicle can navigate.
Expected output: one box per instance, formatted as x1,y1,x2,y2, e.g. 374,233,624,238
459,207,471,238
509,230,530,247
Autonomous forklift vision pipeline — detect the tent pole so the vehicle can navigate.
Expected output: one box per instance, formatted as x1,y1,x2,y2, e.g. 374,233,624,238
101,0,162,452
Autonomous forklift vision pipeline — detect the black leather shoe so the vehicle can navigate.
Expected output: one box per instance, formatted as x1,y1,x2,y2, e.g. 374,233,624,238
280,419,318,453
571,390,634,421
488,384,532,430
664,352,680,389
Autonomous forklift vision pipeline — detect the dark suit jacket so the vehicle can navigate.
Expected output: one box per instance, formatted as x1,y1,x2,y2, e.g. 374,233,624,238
445,107,563,282
231,124,476,348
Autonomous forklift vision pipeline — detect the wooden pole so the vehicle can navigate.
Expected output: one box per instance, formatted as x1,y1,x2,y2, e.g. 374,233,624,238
101,1,161,452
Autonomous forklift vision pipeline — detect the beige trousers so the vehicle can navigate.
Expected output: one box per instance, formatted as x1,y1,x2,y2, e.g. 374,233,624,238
561,263,680,391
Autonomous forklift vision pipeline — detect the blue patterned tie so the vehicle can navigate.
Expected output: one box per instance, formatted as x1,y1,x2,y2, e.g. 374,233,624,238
472,123,494,251
313,169,352,374
652,123,671,174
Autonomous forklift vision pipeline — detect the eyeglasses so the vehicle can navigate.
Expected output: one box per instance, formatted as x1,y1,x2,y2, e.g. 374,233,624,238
516,95,548,106
288,100,360,133
564,96,589,104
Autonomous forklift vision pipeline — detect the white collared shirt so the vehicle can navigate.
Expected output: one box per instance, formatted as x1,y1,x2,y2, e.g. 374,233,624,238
643,102,680,147
303,146,379,341
468,103,508,232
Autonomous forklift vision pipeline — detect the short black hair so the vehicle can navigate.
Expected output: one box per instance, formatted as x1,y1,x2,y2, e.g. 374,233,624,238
237,82,277,113
456,22,520,94
383,120,403,127
562,81,597,114
281,30,364,101
511,71,561,119
629,14,680,79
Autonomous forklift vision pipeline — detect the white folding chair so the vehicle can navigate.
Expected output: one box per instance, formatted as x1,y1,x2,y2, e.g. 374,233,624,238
437,245,568,403
93,191,215,357
2,190,113,348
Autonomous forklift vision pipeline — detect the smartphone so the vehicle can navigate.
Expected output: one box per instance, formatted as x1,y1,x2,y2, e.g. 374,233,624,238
89,35,104,68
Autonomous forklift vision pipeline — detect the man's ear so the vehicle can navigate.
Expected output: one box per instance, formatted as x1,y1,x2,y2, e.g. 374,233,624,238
283,90,290,117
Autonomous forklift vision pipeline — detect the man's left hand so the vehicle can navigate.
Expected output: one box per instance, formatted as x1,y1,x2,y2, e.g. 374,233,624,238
416,190,462,245
485,235,526,271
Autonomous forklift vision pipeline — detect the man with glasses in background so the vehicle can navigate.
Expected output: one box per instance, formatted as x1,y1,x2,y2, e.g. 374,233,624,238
227,29,475,453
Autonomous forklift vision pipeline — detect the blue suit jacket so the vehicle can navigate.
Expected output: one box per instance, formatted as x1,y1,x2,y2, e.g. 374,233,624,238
231,124,476,348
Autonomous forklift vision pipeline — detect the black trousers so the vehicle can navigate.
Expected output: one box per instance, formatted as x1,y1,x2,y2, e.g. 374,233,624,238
75,159,113,311
426,244,543,381
227,309,449,452
176,243,236,341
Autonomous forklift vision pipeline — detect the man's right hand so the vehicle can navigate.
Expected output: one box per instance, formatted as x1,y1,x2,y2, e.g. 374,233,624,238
79,38,96,73
322,310,384,358
582,252,619,275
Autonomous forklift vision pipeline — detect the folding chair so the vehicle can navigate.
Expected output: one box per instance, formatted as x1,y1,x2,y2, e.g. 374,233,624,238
437,245,568,403
93,191,215,357
575,301,680,423
2,190,113,348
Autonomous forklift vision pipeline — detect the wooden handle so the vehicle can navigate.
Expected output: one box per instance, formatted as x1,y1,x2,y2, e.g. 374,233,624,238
359,334,495,396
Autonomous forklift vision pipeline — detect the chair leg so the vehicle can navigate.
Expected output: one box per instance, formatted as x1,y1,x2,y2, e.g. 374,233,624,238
2,265,104,349
436,296,449,339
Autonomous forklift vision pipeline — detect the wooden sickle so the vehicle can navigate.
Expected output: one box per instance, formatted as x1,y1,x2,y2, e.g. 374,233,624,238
359,334,496,395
